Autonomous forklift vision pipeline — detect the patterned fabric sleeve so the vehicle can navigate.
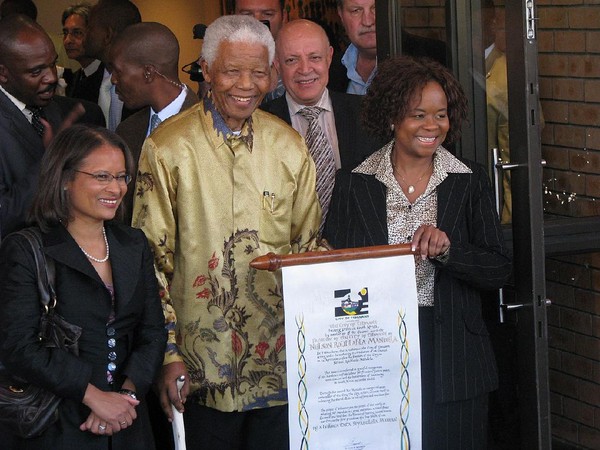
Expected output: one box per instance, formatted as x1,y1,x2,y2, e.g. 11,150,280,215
132,137,182,365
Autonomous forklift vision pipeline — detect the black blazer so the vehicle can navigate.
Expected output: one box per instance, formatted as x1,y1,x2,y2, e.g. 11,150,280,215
0,91,105,237
0,223,166,449
323,158,511,402
67,62,105,103
260,90,384,171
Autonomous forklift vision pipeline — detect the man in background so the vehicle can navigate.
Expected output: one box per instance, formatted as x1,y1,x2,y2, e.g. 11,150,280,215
234,0,287,38
62,3,104,103
262,19,383,226
84,0,141,130
336,0,377,95
110,22,199,224
234,0,288,102
0,14,104,237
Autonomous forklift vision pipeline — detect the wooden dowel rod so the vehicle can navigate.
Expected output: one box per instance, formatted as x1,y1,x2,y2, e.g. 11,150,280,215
250,244,414,272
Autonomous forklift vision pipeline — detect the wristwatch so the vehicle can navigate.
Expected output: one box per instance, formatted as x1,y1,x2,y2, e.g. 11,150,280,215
118,388,137,400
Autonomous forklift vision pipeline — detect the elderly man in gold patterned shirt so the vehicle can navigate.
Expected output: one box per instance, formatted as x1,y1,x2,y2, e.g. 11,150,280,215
132,14,320,450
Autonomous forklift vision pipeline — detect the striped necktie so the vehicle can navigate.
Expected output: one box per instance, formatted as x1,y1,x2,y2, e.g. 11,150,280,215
149,113,162,133
28,106,45,137
297,106,336,230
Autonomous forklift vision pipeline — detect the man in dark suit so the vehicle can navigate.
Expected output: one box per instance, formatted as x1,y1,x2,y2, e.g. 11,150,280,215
110,22,199,225
62,3,104,103
84,0,141,130
261,19,383,224
0,14,105,238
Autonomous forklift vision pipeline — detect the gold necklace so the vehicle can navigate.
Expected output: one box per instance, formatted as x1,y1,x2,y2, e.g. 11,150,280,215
391,159,433,194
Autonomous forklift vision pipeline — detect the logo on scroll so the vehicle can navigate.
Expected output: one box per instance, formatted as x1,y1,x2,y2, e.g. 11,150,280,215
334,287,369,317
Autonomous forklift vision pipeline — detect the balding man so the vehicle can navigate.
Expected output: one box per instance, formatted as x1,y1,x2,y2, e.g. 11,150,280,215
0,14,104,237
262,19,383,225
132,15,320,450
84,0,141,130
110,22,199,224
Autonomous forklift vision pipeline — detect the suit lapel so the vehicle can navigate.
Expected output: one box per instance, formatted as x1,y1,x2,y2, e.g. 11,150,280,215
42,225,142,308
330,92,350,163
43,225,104,285
105,225,141,308
437,173,469,235
268,96,292,125
351,174,388,245
0,90,43,156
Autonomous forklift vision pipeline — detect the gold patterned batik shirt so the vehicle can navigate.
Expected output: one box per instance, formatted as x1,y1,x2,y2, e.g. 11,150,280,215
354,141,471,306
132,93,321,412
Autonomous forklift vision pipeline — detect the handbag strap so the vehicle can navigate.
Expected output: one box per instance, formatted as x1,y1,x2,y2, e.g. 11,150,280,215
15,228,57,310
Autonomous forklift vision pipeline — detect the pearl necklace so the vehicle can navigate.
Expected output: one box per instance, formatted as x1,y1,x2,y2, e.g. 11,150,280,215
392,159,433,194
78,226,109,263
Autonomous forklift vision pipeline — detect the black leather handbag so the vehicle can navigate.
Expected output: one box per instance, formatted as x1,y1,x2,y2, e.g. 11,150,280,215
0,228,82,438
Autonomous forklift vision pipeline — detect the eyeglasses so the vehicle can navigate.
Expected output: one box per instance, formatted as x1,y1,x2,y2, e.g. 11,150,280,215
75,170,132,185
62,29,85,39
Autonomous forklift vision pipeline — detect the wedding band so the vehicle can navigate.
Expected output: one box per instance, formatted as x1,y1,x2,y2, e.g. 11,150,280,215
120,421,127,426
98,424,107,432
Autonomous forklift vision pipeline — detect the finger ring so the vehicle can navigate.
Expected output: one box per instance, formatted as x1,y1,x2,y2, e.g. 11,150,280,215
120,421,127,426
99,424,107,432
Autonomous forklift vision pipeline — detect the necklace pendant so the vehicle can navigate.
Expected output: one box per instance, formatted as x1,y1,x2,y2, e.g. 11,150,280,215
407,185,415,194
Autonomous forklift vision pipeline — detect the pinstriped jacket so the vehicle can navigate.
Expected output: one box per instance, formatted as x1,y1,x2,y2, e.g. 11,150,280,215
323,153,512,402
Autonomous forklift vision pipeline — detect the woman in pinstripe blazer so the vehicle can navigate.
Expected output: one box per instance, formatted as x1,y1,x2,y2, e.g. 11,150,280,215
323,56,512,449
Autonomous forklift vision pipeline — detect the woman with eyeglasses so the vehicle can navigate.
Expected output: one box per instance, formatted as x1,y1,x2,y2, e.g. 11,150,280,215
0,125,166,449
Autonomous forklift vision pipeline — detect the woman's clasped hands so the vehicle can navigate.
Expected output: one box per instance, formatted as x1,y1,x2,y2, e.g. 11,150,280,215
80,383,139,436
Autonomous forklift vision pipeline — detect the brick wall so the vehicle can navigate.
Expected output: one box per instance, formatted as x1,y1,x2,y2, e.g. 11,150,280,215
539,0,600,448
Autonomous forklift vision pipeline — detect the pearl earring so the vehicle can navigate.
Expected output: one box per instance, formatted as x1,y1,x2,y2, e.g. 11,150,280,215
390,123,395,131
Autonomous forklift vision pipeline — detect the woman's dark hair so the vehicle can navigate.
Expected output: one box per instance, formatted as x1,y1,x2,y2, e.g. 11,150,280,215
362,55,468,145
29,124,134,231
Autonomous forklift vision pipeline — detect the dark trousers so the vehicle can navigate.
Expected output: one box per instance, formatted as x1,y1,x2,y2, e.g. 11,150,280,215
183,403,289,450
420,307,490,450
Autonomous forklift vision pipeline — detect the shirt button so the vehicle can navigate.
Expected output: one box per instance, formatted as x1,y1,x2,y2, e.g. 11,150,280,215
108,362,117,372
108,351,117,361
107,327,116,336
108,338,116,348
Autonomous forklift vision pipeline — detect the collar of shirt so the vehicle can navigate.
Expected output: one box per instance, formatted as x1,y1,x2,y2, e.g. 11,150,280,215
286,88,332,115
353,140,472,190
203,91,254,152
0,84,31,121
148,85,188,136
83,59,102,77
341,44,378,95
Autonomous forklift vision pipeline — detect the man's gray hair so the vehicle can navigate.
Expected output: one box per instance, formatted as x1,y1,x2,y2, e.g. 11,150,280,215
61,3,92,26
201,15,275,67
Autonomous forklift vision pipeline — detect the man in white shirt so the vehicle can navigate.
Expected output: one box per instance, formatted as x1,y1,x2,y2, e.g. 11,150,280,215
84,0,141,130
262,19,382,224
110,22,199,224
